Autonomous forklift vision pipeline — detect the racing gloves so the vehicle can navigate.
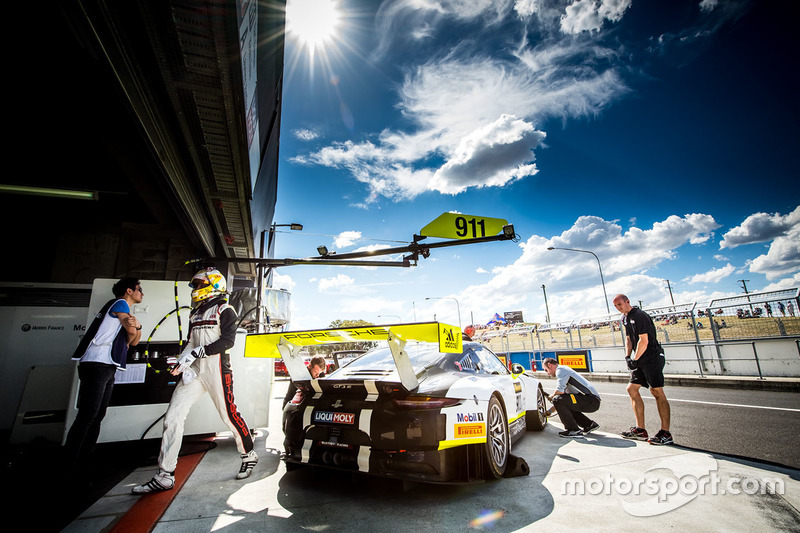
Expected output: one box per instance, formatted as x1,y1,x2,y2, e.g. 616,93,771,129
625,355,638,370
172,345,206,373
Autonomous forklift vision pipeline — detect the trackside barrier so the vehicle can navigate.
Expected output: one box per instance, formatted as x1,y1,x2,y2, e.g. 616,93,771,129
475,288,800,378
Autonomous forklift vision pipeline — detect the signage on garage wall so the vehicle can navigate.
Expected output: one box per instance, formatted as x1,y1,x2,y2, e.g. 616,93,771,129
557,350,591,372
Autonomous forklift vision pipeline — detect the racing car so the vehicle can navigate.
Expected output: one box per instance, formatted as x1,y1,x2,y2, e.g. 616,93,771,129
245,322,548,483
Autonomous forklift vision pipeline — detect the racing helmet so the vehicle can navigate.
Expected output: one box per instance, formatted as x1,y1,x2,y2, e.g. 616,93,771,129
189,267,227,304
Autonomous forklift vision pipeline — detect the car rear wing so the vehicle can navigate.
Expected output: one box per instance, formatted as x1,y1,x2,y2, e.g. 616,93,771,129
245,322,462,391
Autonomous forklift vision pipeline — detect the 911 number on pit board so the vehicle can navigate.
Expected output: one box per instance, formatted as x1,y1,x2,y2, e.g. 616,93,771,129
420,213,508,240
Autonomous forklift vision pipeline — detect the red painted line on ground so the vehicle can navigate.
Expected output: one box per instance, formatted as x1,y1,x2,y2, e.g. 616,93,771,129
110,442,210,533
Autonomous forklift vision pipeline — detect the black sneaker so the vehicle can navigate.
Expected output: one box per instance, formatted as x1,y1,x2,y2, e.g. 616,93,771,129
648,429,674,445
583,421,599,434
559,429,584,438
621,427,648,441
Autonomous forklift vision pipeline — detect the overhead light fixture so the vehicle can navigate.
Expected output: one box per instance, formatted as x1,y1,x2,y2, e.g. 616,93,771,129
317,245,329,256
0,184,98,200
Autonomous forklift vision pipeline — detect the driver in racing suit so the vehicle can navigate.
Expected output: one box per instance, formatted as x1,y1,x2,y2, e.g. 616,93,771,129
132,267,258,493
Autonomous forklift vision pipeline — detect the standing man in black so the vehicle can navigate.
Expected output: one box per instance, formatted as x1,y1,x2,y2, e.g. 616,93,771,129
613,294,673,445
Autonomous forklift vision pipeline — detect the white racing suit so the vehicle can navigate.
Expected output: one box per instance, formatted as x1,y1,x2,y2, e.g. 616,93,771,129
157,296,254,473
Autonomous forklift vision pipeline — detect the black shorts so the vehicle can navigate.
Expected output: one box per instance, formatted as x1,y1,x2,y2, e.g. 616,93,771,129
629,354,666,389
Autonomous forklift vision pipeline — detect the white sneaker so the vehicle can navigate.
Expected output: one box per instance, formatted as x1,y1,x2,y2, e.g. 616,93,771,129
237,450,258,479
132,470,175,494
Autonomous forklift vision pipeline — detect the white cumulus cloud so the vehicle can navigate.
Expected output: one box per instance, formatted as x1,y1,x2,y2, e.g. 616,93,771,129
293,128,319,141
684,263,736,284
318,274,355,293
334,230,362,248
455,213,721,320
560,0,632,34
720,206,800,248
429,114,545,194
719,206,800,281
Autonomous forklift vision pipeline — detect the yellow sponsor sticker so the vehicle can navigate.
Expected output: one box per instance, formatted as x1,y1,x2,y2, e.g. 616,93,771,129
438,322,462,353
454,423,486,438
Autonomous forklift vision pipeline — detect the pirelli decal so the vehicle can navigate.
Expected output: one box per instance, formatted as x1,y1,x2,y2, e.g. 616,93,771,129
454,422,486,438
437,415,489,450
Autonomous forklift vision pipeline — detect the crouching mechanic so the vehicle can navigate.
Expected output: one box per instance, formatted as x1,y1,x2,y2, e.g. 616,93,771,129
133,268,258,494
542,357,601,438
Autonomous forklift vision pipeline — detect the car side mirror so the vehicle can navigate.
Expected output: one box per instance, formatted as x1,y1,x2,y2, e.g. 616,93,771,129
511,363,525,374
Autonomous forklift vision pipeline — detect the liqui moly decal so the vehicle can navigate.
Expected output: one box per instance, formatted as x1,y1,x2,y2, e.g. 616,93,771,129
314,411,356,425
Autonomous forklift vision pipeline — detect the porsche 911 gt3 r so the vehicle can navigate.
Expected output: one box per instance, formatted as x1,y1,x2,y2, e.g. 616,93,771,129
245,322,548,483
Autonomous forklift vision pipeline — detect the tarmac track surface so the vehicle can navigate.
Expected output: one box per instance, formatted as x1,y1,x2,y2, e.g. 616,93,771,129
581,381,800,469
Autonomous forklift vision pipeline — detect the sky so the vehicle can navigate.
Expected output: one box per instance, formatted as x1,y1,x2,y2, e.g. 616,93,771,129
268,0,800,331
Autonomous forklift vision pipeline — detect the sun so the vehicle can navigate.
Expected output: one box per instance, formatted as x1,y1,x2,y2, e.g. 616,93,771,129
285,0,341,52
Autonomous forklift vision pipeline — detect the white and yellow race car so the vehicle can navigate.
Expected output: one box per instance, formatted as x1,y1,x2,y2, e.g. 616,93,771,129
246,322,547,483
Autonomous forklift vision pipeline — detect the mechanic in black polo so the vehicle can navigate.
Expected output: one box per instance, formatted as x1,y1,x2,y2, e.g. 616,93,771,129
542,357,601,438
613,294,673,445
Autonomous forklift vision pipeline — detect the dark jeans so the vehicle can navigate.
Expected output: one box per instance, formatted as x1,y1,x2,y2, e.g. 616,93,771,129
64,362,117,467
552,393,600,431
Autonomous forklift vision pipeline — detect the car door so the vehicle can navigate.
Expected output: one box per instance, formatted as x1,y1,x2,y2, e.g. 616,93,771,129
469,346,524,421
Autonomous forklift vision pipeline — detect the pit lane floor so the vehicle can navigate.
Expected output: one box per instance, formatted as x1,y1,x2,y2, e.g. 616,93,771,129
57,378,799,532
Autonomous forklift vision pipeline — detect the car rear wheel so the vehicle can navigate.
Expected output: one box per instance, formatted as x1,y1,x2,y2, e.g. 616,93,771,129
483,395,509,479
526,385,548,431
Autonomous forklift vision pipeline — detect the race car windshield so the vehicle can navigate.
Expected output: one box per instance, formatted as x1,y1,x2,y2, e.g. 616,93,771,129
340,343,449,374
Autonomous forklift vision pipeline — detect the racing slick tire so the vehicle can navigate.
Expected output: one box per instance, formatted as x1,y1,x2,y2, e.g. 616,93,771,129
483,395,509,479
525,385,548,431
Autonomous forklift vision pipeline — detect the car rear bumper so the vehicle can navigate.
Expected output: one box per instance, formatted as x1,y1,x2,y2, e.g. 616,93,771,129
282,402,490,483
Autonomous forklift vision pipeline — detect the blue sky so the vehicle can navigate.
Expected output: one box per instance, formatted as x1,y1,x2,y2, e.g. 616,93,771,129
269,0,799,331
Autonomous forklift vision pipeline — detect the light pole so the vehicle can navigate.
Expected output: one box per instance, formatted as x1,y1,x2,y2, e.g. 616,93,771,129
547,246,610,315
256,222,303,332
541,284,551,323
426,297,461,329
664,279,675,305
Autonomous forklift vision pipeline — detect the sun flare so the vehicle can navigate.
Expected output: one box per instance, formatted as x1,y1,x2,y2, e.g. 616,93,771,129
286,0,341,51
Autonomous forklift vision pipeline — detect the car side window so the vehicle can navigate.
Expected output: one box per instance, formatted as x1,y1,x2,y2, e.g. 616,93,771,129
472,346,509,375
455,353,476,372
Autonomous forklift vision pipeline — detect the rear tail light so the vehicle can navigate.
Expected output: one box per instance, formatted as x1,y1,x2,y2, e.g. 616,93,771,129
392,396,461,410
291,386,306,404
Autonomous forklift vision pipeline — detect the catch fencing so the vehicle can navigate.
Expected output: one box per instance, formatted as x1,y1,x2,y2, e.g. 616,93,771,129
475,288,800,378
